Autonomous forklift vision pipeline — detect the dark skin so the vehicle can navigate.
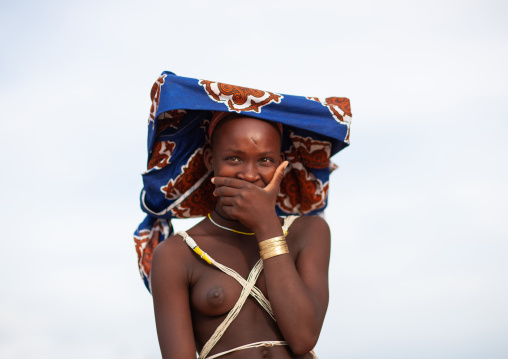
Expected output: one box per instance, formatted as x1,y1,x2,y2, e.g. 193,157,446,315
151,117,331,358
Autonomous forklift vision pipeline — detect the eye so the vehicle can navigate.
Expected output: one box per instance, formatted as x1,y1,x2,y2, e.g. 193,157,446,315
260,157,275,165
225,156,241,163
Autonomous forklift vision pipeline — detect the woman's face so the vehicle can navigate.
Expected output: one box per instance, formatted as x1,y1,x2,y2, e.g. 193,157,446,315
204,117,283,188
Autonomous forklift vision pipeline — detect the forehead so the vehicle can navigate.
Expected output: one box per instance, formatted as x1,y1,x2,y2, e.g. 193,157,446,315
211,116,281,147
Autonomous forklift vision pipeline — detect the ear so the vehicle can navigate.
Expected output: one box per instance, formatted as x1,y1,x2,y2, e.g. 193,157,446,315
204,145,214,171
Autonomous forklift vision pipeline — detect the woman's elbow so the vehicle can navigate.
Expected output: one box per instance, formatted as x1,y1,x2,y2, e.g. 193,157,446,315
287,332,319,356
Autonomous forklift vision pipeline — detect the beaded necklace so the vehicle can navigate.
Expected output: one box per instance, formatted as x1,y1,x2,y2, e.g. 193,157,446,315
207,213,255,235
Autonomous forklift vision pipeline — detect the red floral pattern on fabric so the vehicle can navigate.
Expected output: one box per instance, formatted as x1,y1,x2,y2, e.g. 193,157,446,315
308,96,352,143
149,74,167,124
277,163,329,215
172,172,217,218
156,109,187,136
147,141,176,171
276,132,331,214
199,80,282,113
324,97,352,117
162,148,216,218
285,133,332,169
134,220,167,278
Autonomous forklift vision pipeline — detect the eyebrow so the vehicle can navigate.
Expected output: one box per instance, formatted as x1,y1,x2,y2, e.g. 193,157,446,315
222,149,278,156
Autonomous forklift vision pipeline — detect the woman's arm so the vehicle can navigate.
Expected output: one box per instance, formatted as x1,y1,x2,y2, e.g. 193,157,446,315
151,237,197,359
259,215,330,354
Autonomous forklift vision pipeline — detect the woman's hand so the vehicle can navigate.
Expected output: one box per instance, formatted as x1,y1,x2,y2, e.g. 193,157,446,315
212,161,288,238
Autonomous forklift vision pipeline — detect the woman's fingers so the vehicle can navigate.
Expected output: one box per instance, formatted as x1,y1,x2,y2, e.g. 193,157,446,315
219,196,236,206
213,185,241,197
211,177,247,189
218,204,237,220
264,161,288,195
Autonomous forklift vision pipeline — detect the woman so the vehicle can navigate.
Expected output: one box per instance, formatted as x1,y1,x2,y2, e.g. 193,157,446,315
134,72,352,359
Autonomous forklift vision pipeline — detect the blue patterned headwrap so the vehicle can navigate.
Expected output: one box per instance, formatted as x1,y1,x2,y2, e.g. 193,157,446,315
134,71,352,291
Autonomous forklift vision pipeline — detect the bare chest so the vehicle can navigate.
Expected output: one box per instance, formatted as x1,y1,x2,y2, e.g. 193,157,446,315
190,250,268,317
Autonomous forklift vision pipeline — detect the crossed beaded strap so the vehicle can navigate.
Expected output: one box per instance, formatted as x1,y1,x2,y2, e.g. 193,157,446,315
281,215,298,235
197,259,265,358
175,215,297,318
175,217,317,359
211,259,275,320
176,231,274,319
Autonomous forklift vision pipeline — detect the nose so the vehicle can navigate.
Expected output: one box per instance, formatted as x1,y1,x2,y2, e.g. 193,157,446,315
236,163,260,183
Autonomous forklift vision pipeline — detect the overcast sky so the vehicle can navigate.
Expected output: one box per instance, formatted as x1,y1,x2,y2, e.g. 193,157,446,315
1,0,507,358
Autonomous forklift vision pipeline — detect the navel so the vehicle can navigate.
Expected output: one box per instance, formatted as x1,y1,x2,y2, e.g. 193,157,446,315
206,285,226,307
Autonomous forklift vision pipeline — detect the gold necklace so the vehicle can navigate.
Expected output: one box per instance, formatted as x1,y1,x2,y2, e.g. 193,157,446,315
207,213,255,235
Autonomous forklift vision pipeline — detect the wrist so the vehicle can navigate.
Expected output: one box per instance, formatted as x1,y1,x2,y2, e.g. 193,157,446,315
254,213,283,242
259,235,289,260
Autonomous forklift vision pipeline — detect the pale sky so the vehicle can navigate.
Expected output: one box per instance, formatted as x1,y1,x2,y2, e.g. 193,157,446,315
1,0,507,358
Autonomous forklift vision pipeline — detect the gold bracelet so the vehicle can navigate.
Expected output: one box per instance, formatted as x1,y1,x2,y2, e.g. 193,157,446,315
259,236,289,260
259,236,285,251
261,243,289,260
259,239,287,256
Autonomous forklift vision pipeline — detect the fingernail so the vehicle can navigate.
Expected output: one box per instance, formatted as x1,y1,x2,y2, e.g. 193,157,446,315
211,178,215,183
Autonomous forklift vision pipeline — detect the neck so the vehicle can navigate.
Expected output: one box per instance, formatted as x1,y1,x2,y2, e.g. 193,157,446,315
208,211,254,235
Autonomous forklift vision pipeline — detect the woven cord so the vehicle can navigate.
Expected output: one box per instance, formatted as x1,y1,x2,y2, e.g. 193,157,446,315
205,341,287,359
176,231,274,318
198,259,264,359
176,216,317,359
211,259,275,320
282,215,298,235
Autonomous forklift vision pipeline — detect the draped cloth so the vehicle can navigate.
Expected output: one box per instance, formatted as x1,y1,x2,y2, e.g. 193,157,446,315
134,71,352,291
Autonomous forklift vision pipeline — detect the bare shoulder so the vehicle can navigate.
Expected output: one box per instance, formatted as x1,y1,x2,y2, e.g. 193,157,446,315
153,232,189,260
287,215,331,289
151,232,194,282
288,215,331,247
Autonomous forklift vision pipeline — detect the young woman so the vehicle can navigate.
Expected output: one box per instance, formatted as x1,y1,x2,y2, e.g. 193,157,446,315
150,114,330,358
134,71,352,359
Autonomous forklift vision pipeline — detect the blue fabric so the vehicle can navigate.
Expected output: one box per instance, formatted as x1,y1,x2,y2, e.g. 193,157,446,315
134,71,352,291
